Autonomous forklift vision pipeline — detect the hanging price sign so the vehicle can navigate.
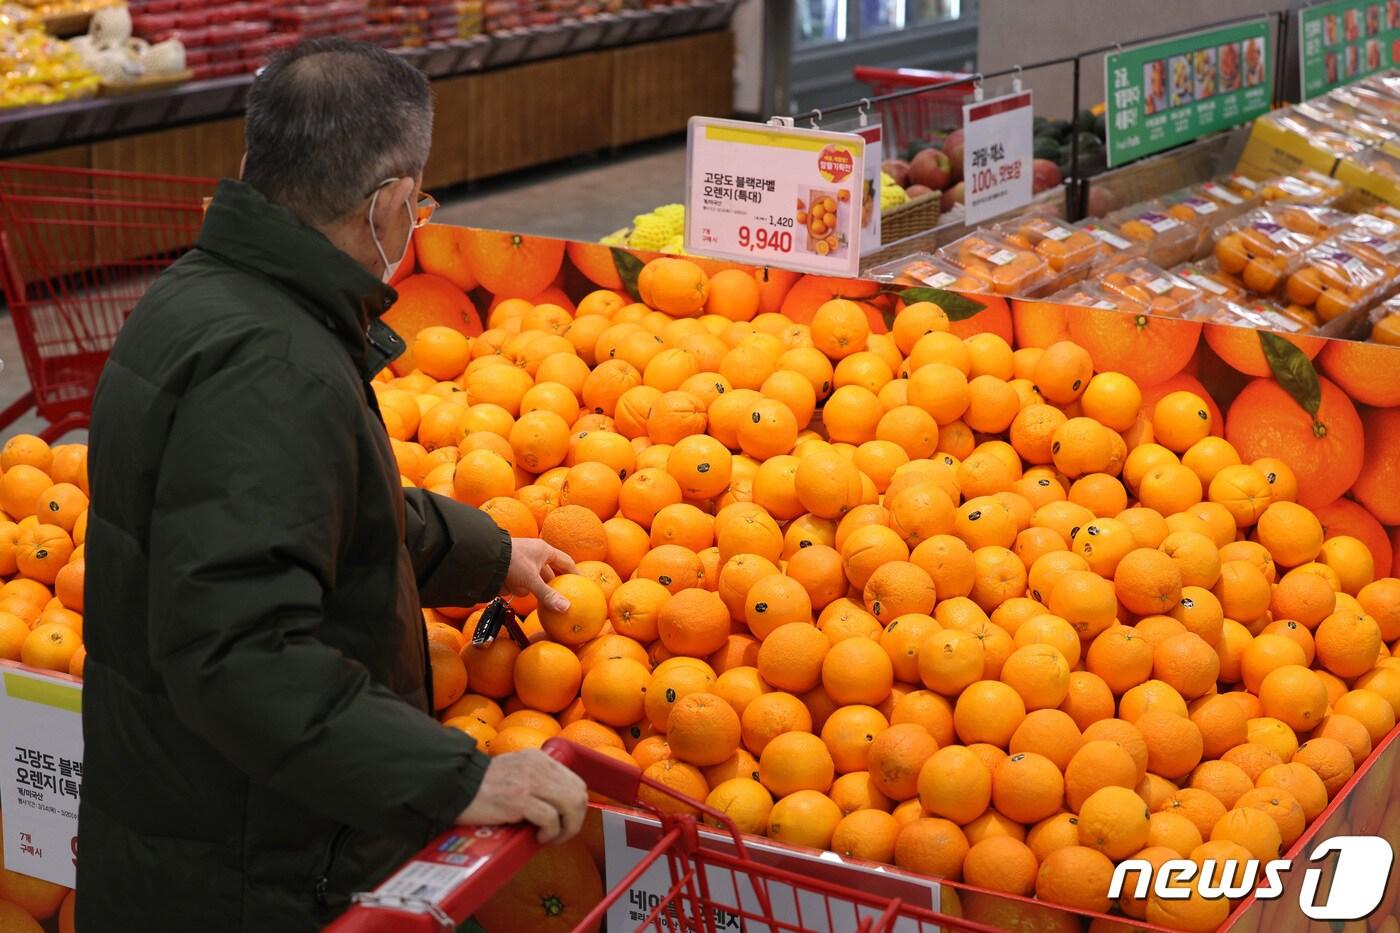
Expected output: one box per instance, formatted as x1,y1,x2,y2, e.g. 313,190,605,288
961,90,1034,225
685,117,866,276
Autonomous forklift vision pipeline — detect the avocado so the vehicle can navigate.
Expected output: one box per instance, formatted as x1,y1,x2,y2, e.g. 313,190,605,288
1044,119,1072,141
1075,109,1097,132
1034,136,1063,160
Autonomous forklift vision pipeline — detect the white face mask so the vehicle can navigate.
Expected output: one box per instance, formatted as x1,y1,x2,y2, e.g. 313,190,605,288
368,179,414,284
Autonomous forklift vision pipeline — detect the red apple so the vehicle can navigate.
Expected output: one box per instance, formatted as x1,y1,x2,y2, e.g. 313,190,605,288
941,181,965,212
1086,184,1119,218
1031,159,1063,194
905,184,934,200
909,149,952,191
882,159,910,188
941,128,966,182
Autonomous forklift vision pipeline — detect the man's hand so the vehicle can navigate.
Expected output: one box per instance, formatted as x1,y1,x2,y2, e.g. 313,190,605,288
505,538,577,614
455,749,588,843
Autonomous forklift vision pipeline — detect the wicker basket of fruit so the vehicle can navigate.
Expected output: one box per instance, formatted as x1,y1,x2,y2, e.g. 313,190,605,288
881,191,941,244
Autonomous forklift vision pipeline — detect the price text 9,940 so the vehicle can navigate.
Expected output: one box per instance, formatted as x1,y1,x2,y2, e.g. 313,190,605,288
737,225,794,253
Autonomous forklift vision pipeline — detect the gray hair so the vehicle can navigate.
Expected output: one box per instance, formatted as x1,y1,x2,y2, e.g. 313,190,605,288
243,38,432,226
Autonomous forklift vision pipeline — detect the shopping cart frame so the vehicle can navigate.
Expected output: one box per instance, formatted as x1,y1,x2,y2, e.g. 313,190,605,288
0,162,218,440
327,738,1001,933
852,67,975,159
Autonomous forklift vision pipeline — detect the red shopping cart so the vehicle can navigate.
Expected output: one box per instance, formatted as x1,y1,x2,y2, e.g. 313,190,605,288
326,738,997,933
853,68,975,159
0,163,219,440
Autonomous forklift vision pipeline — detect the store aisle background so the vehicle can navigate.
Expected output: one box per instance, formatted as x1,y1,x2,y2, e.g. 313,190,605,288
0,140,689,442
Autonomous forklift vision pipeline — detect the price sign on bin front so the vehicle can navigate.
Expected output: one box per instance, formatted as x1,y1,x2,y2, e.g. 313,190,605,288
602,807,940,933
961,90,1034,225
0,661,83,888
685,117,866,276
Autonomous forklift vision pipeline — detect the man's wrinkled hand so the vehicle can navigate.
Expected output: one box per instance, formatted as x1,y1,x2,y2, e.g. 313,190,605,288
504,538,577,614
454,749,588,843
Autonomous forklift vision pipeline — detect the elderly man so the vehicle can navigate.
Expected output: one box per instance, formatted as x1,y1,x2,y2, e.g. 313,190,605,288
76,38,587,930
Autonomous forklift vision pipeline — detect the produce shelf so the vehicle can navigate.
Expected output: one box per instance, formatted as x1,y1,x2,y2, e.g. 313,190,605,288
0,2,739,160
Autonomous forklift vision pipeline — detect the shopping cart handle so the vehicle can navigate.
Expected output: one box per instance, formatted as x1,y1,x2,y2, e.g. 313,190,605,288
325,738,643,932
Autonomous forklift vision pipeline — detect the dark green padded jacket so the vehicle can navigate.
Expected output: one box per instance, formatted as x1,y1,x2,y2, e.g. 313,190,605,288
76,180,508,931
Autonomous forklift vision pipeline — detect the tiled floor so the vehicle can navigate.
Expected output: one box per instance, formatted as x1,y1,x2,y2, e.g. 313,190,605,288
0,139,690,443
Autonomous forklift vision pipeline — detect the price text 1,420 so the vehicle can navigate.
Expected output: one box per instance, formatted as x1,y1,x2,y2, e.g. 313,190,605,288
737,226,793,253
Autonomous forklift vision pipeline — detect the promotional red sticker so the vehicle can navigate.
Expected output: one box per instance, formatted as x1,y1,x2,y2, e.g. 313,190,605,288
817,145,854,183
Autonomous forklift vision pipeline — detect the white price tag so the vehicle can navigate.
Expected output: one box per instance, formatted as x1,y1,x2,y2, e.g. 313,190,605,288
1147,277,1174,295
961,91,1034,225
1184,198,1219,215
1180,269,1228,295
686,117,866,275
1230,174,1260,193
919,271,958,288
987,249,1017,266
1202,182,1244,205
1141,213,1181,233
1086,225,1133,250
1342,256,1372,279
1043,225,1072,241
0,662,83,888
376,860,482,905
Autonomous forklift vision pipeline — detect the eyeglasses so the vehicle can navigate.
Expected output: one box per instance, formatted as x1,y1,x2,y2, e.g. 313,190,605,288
369,179,437,228
411,191,438,228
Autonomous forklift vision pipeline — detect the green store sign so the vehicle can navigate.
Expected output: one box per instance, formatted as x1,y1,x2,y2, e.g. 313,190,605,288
1105,19,1274,166
1299,0,1400,100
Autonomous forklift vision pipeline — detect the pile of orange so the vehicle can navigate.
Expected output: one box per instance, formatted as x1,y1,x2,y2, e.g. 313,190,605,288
377,252,1400,932
0,434,86,933
0,434,88,681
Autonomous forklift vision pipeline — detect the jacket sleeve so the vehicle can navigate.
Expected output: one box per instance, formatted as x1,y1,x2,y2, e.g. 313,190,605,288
402,489,512,609
146,355,488,840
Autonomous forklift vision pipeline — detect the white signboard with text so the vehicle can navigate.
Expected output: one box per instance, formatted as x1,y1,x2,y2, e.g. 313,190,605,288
0,661,82,887
685,117,866,276
602,807,940,932
961,90,1034,225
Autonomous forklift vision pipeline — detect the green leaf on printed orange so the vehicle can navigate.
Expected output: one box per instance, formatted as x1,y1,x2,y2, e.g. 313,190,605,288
611,248,645,302
1260,330,1321,418
894,287,986,321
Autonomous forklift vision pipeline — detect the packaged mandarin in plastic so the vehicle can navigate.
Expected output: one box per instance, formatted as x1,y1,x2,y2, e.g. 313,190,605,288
868,252,968,289
1261,107,1374,159
1074,219,1148,274
1049,279,1131,311
1097,259,1205,318
1198,177,1260,214
1296,97,1395,145
1220,173,1266,201
1256,170,1346,205
994,215,1099,274
1110,202,1198,268
1210,297,1319,333
936,230,1055,297
1370,294,1400,345
1175,258,1249,304
1213,207,1328,295
1283,244,1390,323
1273,202,1354,239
